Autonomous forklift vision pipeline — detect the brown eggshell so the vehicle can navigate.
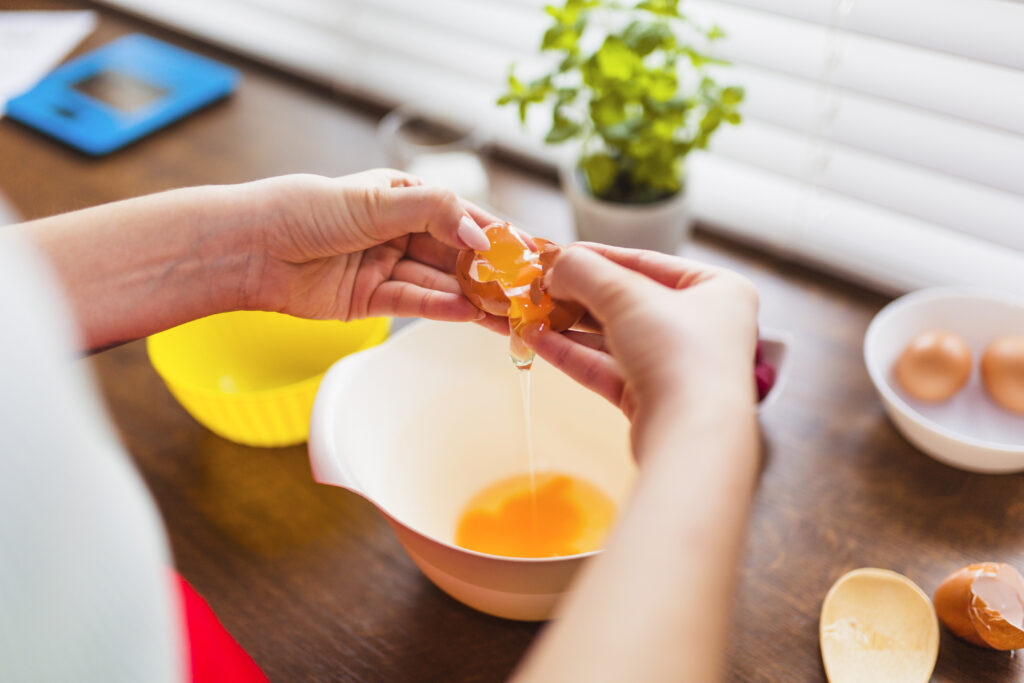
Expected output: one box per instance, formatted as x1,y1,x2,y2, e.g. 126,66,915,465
934,563,997,648
968,564,1024,650
455,234,584,332
981,336,1024,415
455,248,509,316
532,238,584,332
893,330,972,402
934,562,1024,650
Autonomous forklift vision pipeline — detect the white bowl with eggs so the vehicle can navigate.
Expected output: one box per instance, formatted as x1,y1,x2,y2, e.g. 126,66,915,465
864,287,1024,473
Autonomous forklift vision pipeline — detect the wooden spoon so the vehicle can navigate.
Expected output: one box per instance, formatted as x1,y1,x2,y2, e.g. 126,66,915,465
820,568,939,683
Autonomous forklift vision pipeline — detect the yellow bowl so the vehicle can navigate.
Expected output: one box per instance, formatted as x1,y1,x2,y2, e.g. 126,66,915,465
147,312,390,447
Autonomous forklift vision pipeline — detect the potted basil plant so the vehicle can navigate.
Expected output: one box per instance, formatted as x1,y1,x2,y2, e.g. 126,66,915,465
499,0,743,253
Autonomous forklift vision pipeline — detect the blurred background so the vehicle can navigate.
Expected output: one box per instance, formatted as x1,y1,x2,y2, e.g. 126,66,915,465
86,0,1024,294
4,0,1023,293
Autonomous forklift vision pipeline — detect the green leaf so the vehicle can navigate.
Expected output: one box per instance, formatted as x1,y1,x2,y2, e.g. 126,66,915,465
558,53,581,72
644,69,677,101
580,153,617,196
546,109,581,143
590,93,625,127
595,36,640,81
621,20,674,57
600,117,648,145
680,47,729,68
556,87,578,105
507,70,525,95
706,24,726,41
637,0,681,18
542,23,581,52
721,85,744,106
646,95,688,114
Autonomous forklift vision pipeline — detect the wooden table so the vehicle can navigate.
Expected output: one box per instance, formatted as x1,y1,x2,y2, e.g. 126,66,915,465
3,3,1022,681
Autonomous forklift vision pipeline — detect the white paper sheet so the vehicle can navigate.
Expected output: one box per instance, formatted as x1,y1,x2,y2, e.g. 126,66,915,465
0,10,97,117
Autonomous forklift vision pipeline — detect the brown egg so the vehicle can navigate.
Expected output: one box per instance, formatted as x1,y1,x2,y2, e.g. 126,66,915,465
894,330,972,402
981,336,1024,415
455,224,584,332
933,562,1024,650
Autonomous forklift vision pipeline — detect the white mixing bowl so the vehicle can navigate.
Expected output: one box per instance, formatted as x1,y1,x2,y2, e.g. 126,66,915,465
308,320,637,620
309,319,791,619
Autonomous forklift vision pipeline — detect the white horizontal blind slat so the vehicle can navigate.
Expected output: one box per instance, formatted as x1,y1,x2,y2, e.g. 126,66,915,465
686,154,1024,295
712,0,1024,70
97,0,357,85
687,0,1024,136
708,121,1024,251
346,0,545,54
718,65,1024,197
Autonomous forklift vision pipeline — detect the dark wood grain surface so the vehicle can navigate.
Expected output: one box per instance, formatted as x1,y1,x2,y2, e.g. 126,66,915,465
2,2,1022,681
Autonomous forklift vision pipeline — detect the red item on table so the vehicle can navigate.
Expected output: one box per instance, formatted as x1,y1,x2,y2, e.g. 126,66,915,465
173,572,268,683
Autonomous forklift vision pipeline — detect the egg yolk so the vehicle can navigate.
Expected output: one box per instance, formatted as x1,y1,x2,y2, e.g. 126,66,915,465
455,472,616,558
469,223,558,368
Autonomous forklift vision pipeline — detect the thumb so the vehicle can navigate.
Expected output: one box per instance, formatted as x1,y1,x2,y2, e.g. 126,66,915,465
546,246,659,326
360,184,490,251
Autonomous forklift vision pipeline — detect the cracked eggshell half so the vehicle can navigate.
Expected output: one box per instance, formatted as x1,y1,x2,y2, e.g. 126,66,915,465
820,568,938,683
933,562,1024,650
455,227,584,331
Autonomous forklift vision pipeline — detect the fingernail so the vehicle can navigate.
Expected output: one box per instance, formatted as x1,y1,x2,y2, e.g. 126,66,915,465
458,216,491,251
473,309,486,321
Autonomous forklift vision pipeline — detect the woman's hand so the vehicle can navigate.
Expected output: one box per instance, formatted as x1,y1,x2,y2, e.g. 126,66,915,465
513,246,762,683
20,170,502,351
241,169,495,322
525,242,759,452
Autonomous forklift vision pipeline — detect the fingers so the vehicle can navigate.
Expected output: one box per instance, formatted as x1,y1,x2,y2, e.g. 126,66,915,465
545,246,659,327
573,242,719,289
561,329,608,352
339,168,422,189
476,313,511,335
368,281,483,322
525,327,625,407
366,184,490,252
391,259,461,294
406,234,459,272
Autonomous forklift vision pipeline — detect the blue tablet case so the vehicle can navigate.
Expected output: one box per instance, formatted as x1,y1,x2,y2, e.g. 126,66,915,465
7,34,240,156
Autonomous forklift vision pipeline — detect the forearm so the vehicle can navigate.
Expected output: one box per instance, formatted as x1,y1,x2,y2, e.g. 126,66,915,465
17,185,261,351
514,377,760,682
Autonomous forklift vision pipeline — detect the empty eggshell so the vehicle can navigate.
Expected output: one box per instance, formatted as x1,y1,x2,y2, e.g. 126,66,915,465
981,336,1024,416
820,568,938,683
934,562,1024,650
893,330,972,402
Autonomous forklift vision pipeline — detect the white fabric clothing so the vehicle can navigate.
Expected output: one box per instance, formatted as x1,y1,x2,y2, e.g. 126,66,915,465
0,232,182,682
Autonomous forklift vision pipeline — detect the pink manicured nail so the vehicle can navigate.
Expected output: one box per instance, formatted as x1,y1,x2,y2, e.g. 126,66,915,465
458,216,491,251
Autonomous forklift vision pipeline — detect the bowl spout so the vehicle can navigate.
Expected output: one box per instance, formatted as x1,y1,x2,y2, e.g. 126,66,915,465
307,354,369,495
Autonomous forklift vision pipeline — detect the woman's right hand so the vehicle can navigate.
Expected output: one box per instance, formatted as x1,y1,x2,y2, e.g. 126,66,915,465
524,243,759,454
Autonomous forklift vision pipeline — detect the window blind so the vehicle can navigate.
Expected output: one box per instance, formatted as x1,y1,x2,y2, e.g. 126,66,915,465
96,0,1024,295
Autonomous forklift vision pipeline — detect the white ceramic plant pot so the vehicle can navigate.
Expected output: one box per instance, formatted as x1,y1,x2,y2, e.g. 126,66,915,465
560,163,693,254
